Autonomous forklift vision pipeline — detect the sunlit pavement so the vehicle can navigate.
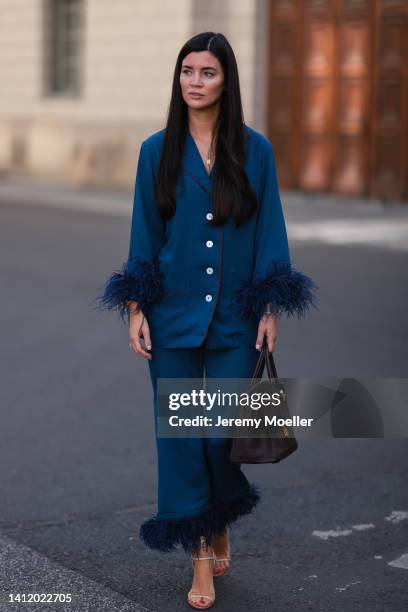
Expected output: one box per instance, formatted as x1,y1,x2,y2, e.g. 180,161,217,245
0,179,407,611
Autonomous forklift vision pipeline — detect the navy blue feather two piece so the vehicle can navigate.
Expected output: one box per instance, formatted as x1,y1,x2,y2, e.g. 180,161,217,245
94,125,319,552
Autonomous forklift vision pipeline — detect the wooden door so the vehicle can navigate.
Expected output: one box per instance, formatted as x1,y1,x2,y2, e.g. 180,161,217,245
370,0,408,199
266,0,408,200
331,0,374,195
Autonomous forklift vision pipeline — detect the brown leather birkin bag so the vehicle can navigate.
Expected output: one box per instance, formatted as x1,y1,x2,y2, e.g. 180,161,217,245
229,341,298,464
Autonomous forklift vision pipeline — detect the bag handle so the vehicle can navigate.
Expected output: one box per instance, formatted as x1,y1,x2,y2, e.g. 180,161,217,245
250,338,278,386
264,342,278,380
251,349,265,382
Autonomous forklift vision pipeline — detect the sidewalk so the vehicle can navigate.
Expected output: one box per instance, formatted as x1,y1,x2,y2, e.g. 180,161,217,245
1,174,407,252
1,173,408,216
0,176,132,217
0,532,150,612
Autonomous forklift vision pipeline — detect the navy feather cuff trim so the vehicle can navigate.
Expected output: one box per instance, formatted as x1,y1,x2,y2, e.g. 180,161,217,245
94,257,165,323
232,261,319,320
139,483,261,553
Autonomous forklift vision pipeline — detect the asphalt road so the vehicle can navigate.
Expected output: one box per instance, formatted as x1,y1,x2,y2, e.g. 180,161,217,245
0,182,407,611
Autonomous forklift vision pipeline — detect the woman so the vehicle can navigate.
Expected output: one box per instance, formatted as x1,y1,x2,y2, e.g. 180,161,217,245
96,32,318,610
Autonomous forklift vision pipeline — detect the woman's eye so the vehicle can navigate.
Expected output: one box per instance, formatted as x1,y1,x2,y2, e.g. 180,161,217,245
181,69,214,77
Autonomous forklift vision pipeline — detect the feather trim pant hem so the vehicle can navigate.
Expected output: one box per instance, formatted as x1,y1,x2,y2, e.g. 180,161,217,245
139,482,261,553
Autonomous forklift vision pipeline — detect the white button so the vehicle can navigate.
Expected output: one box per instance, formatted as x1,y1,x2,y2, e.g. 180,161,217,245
206,212,213,220
205,294,213,302
206,267,213,275
206,240,213,248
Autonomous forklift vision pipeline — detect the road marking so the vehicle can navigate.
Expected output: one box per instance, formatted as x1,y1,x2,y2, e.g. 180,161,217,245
388,553,408,570
312,527,353,540
335,580,362,592
313,523,375,540
384,510,408,524
288,219,408,251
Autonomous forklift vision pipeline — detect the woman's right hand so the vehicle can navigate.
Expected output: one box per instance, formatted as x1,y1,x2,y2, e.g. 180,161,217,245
128,305,152,360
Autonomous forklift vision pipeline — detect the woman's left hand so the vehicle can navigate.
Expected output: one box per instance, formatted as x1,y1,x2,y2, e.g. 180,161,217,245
255,314,278,352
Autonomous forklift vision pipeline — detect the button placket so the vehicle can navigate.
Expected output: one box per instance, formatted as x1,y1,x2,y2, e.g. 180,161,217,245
204,214,216,302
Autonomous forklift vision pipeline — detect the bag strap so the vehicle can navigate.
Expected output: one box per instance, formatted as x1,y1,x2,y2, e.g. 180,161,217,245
250,348,266,385
250,338,279,386
264,343,278,380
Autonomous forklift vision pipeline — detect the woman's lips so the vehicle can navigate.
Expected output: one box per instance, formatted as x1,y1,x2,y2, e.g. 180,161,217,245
189,93,204,98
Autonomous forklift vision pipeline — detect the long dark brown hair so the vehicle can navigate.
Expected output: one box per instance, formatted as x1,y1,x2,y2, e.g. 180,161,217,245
155,31,258,229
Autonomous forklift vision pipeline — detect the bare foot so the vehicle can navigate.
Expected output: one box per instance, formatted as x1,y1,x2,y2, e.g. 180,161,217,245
188,537,216,609
211,528,231,577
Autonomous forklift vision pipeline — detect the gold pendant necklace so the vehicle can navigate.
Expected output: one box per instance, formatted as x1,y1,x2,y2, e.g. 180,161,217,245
205,144,214,172
191,131,214,173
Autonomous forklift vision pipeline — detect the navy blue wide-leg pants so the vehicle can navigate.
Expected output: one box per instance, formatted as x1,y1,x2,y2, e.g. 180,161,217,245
139,339,261,553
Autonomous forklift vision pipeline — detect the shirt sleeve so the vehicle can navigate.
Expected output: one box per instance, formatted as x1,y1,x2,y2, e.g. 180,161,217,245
94,140,166,323
232,139,319,320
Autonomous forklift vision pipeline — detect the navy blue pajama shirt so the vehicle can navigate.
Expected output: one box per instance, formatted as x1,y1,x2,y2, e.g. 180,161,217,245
96,124,319,345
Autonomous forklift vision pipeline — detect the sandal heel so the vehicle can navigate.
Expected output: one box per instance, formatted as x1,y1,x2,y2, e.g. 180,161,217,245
188,537,216,609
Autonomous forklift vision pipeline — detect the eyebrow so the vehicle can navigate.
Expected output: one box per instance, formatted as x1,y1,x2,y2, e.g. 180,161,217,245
182,65,217,70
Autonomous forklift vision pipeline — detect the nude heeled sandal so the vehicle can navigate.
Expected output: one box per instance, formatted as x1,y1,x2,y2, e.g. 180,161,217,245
187,537,216,610
213,528,231,577
213,554,231,578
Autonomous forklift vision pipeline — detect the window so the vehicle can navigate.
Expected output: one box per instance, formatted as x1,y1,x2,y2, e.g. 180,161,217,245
49,0,84,95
